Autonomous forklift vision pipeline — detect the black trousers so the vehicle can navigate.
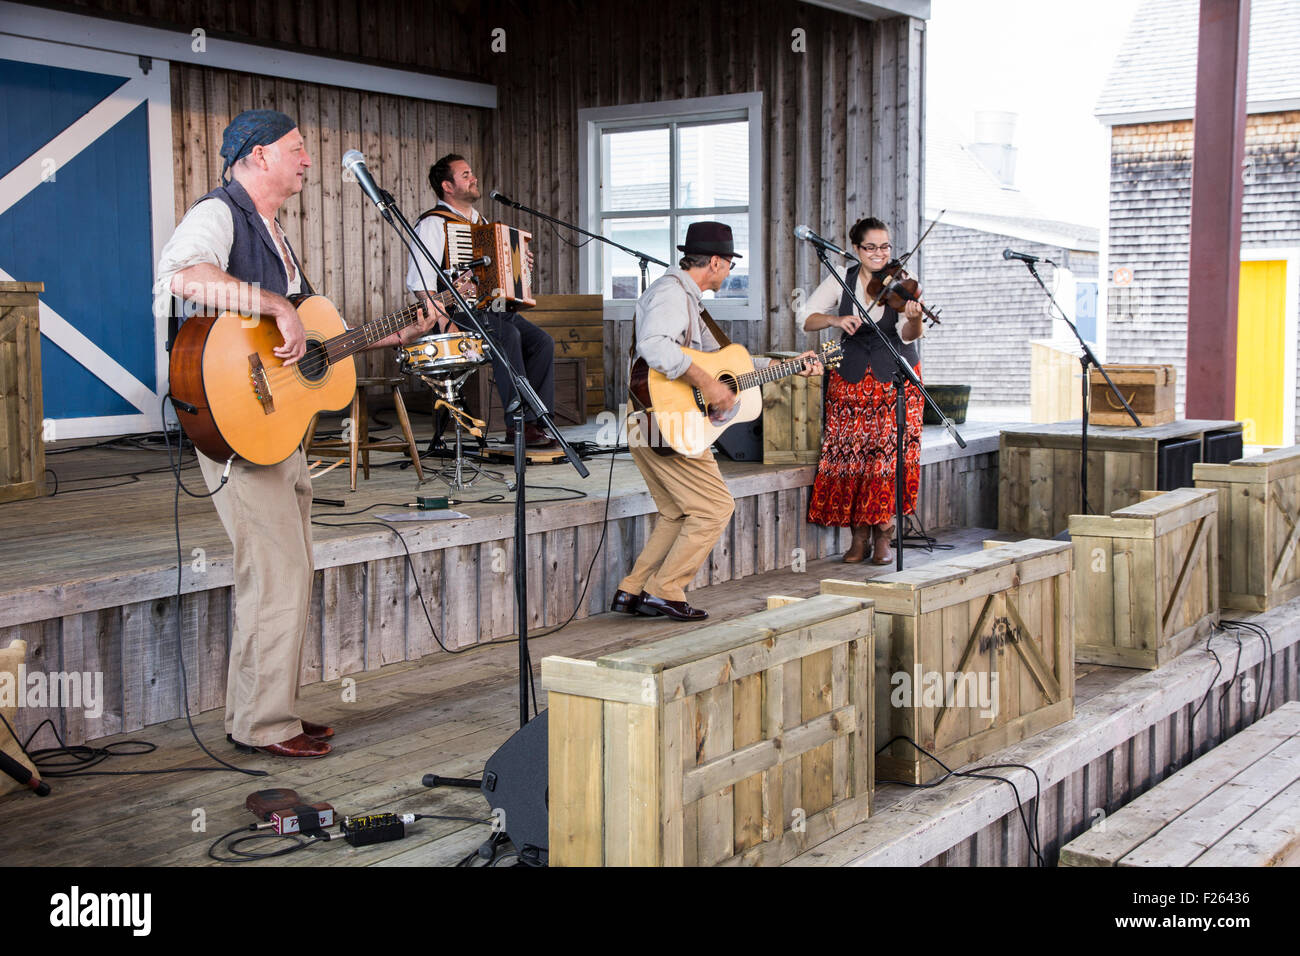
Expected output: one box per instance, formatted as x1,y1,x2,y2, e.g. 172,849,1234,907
475,309,555,422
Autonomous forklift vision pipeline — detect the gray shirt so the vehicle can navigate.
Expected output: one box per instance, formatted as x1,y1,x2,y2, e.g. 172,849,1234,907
633,266,721,380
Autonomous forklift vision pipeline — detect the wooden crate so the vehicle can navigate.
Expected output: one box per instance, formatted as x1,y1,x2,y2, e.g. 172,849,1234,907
1194,445,1300,611
1088,364,1175,427
0,282,45,504
467,355,587,430
822,539,1074,785
1030,339,1082,424
525,293,604,416
999,419,1242,538
1061,702,1300,867
543,594,875,866
1069,488,1219,669
762,351,822,464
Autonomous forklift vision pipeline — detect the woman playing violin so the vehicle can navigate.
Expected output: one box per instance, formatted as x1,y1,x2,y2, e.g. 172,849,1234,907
799,216,925,565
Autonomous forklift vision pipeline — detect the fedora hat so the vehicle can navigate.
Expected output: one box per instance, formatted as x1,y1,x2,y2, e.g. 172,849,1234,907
677,221,742,259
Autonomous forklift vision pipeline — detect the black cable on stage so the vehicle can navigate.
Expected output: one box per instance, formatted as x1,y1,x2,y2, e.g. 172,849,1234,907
207,825,325,863
1221,619,1276,723
875,734,1045,866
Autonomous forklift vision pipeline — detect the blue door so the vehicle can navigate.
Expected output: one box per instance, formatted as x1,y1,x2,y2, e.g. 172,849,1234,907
0,38,172,439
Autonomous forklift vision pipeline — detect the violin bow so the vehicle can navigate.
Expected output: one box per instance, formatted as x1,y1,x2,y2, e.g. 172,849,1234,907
863,208,946,313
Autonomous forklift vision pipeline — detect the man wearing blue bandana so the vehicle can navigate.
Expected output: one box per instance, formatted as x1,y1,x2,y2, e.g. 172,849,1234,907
155,111,435,757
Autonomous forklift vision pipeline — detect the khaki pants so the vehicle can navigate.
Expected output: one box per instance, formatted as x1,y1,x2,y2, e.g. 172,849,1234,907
619,415,735,604
198,449,313,746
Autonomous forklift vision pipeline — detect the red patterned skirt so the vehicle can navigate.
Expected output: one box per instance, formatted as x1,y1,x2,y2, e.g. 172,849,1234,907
807,365,923,527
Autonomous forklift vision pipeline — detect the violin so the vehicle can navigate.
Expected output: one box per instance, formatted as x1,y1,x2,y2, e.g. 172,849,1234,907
865,259,942,327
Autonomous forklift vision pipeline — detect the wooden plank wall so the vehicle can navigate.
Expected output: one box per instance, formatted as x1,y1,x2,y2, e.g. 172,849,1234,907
168,63,484,379
0,450,993,747
59,0,924,413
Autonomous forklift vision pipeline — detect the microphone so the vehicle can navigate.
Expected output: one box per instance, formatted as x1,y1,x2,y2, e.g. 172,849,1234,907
1003,248,1043,264
342,150,390,218
489,189,521,209
793,225,856,260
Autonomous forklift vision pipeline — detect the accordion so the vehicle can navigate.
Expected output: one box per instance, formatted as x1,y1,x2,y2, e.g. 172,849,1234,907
444,221,535,310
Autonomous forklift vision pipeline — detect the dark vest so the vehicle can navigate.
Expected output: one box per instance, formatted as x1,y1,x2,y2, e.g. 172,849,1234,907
197,179,312,296
834,263,919,385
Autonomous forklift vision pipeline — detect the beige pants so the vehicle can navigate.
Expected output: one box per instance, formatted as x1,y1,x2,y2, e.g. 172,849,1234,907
619,415,735,604
198,449,313,746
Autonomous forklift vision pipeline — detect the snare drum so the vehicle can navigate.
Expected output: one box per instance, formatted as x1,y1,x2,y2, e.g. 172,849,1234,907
398,332,488,377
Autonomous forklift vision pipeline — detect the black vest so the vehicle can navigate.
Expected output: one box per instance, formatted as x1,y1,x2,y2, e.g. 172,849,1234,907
834,263,919,384
198,179,311,296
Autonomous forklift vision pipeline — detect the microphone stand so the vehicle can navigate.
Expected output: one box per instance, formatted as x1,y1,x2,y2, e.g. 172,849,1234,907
811,243,966,571
1017,259,1138,517
369,187,589,753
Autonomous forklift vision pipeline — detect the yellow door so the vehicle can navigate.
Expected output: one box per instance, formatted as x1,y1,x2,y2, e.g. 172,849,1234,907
1235,260,1288,445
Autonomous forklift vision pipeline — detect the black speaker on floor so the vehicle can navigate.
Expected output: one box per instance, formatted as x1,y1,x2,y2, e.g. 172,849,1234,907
480,710,548,860
713,418,763,461
1205,428,1244,464
1157,437,1202,491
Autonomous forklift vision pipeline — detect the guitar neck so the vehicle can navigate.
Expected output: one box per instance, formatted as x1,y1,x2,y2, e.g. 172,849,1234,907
322,288,457,363
734,354,817,392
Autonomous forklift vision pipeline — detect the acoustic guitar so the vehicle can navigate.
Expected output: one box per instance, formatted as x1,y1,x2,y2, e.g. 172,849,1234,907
169,274,472,465
629,341,842,457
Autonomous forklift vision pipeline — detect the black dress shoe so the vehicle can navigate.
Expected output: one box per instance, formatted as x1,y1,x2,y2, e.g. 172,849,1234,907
610,589,641,614
636,592,708,621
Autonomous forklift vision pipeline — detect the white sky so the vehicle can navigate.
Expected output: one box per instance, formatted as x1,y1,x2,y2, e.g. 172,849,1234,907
926,0,1146,226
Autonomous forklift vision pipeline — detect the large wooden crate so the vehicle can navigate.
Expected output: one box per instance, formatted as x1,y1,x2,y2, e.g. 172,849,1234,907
542,594,875,866
1194,445,1300,611
525,293,604,416
1088,364,1176,427
999,419,1242,538
823,539,1074,785
761,352,822,464
0,282,45,504
1069,488,1219,669
1030,339,1082,424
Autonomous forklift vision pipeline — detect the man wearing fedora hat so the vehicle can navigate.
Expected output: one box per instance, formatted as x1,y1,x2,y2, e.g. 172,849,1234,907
610,221,819,622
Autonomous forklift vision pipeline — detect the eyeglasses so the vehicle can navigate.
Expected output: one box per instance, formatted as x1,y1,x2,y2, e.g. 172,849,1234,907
857,242,892,253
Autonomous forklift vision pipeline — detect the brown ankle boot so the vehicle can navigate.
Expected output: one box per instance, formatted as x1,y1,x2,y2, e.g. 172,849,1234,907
844,525,873,563
870,521,896,565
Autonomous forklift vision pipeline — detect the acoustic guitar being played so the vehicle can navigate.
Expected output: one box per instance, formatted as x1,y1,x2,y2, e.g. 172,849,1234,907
630,341,842,457
169,272,473,465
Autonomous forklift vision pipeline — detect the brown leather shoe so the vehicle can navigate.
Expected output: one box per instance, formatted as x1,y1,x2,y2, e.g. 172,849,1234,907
229,732,331,758
843,525,873,564
636,592,708,621
610,589,641,614
301,720,334,740
870,521,896,565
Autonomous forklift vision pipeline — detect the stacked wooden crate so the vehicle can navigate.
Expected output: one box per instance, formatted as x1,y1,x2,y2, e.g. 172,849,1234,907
524,293,604,416
1194,445,1300,611
543,594,875,866
822,539,1074,785
761,352,822,464
1069,487,1219,669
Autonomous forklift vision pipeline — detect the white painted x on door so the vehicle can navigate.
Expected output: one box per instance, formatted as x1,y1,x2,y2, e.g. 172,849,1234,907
0,35,174,440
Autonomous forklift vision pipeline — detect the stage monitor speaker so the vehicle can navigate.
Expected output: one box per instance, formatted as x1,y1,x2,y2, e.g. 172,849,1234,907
481,710,548,858
713,418,763,461
1157,436,1202,491
1204,429,1244,465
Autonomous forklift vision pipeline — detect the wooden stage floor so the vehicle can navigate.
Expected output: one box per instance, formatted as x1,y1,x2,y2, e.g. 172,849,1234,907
2,526,1136,868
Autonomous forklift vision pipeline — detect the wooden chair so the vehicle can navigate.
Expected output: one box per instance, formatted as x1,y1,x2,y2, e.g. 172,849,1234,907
304,377,424,491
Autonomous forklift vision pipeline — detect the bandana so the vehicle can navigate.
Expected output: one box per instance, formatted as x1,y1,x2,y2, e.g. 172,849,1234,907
219,109,297,184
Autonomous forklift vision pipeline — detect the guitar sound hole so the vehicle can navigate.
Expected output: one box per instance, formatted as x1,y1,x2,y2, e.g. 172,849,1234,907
297,339,330,383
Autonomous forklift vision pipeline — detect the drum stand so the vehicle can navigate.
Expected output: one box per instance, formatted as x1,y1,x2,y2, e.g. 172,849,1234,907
417,372,507,493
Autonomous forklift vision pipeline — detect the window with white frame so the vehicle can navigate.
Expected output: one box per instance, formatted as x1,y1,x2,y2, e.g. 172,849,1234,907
578,93,764,320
